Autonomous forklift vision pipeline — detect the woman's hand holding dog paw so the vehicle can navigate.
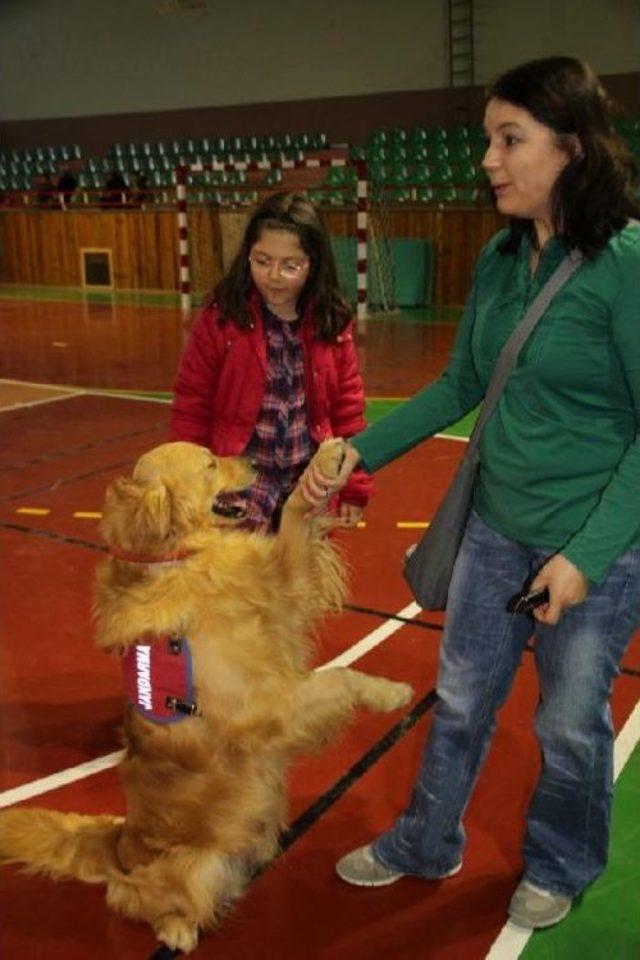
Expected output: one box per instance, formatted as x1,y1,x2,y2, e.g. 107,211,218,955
299,442,361,512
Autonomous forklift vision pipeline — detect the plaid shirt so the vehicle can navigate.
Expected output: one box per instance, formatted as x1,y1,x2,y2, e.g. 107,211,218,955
219,306,314,530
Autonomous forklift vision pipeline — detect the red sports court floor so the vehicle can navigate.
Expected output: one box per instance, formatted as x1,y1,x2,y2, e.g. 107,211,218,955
1,290,639,959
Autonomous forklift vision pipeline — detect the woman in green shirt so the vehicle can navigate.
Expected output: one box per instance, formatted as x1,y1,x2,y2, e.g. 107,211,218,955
301,57,640,929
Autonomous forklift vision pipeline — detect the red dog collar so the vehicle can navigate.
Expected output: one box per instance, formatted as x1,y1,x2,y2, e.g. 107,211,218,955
121,636,197,724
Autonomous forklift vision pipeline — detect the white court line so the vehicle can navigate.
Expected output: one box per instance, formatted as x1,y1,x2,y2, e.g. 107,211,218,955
485,695,640,960
0,750,124,809
0,392,84,412
434,431,469,443
0,378,81,393
0,377,85,411
0,377,171,407
0,602,422,808
317,601,422,670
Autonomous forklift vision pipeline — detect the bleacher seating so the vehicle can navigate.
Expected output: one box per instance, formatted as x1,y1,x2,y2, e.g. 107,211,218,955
2,119,639,207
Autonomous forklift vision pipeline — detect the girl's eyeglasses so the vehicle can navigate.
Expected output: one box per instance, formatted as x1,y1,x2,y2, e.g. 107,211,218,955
249,255,309,281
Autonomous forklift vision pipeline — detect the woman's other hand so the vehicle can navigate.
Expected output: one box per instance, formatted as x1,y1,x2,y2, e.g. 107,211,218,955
530,554,589,625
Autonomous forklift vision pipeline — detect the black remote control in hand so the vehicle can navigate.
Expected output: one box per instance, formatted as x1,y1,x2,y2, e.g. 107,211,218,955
506,586,550,614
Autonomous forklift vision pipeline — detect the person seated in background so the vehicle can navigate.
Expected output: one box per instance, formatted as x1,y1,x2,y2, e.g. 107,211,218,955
130,172,152,207
36,172,57,206
55,167,77,206
101,168,128,207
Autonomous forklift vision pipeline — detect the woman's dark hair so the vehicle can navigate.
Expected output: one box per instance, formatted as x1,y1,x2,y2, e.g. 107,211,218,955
209,191,352,339
488,56,640,257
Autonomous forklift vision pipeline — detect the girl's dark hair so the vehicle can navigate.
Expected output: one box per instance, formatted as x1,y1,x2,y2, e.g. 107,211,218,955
209,191,352,339
488,56,640,257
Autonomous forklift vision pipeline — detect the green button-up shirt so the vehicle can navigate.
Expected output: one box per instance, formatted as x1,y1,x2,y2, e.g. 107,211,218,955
353,222,640,582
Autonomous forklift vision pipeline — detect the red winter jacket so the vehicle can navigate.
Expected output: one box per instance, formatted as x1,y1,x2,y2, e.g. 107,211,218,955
169,291,373,506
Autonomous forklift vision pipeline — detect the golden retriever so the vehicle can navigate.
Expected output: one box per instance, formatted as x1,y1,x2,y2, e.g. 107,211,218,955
0,439,412,952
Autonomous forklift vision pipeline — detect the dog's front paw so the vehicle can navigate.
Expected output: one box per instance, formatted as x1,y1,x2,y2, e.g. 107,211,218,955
375,679,414,712
313,438,346,483
355,674,414,713
155,914,199,953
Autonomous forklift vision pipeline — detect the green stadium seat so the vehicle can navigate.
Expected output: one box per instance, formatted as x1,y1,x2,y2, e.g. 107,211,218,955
448,125,469,143
368,162,386,183
431,162,454,184
425,126,448,144
434,185,458,202
426,142,449,162
370,130,387,147
307,188,327,205
387,187,412,203
457,185,480,203
448,142,472,162
415,186,435,203
388,144,408,163
326,190,346,206
385,163,410,186
324,166,349,187
451,162,478,184
408,144,429,163
412,163,432,185
389,128,408,145
409,127,429,146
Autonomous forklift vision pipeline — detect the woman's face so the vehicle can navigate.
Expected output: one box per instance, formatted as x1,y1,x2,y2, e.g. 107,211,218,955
249,228,310,320
482,98,573,232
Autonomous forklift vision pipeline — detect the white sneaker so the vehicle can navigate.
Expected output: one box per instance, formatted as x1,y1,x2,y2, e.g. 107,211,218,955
335,843,462,888
508,879,573,928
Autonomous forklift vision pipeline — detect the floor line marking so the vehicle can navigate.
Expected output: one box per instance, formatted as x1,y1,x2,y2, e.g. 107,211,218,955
0,603,420,806
484,694,640,959
0,378,81,394
0,751,125,809
0,392,84,412
0,378,171,406
316,601,422,670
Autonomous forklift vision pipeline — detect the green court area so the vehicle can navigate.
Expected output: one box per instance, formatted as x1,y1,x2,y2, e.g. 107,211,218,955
366,396,477,437
521,741,640,960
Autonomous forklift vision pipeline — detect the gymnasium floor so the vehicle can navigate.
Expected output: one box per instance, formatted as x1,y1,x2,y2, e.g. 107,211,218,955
1,286,638,960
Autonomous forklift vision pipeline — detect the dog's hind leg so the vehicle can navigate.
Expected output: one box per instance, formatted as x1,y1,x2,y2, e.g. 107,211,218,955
107,849,247,953
284,668,413,753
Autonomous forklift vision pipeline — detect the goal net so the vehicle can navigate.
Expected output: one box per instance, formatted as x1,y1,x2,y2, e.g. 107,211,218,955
175,157,396,322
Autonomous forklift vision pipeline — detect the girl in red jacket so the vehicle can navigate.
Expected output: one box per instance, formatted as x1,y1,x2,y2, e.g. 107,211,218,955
169,191,372,531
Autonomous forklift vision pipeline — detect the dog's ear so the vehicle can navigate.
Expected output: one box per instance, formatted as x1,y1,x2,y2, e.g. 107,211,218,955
135,481,173,540
102,475,173,546
163,478,203,535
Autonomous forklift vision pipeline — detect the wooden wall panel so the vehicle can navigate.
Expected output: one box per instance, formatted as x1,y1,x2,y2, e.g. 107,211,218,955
0,206,504,305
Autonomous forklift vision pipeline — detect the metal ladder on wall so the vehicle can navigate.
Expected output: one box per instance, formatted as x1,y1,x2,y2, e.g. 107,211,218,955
447,0,475,124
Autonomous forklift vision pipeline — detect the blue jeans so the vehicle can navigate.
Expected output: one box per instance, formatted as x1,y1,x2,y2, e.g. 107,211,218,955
374,511,640,896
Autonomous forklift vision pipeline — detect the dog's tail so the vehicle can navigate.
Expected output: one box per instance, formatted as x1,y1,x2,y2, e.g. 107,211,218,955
0,808,124,884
